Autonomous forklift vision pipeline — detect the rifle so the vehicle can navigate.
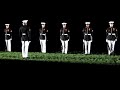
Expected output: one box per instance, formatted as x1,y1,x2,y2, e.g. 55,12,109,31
5,29,8,51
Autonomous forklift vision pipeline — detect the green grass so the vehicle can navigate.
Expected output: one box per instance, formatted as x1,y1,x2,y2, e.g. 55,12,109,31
0,52,120,65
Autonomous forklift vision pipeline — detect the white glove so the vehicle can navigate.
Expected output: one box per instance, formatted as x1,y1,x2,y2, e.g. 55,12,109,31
115,39,117,42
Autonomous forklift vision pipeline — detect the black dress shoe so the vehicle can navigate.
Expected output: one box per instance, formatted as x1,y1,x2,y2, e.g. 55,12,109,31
23,57,28,60
25,57,29,60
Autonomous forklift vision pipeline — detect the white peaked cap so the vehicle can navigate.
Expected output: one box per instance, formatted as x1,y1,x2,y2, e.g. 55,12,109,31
85,22,90,24
41,22,46,24
22,20,28,23
62,22,67,25
5,24,10,26
109,21,114,24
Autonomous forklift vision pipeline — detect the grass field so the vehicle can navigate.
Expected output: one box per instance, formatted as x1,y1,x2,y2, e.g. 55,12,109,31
0,52,120,65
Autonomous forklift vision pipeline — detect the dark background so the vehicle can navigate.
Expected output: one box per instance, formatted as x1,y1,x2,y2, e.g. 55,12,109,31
0,1,120,54
0,1,120,73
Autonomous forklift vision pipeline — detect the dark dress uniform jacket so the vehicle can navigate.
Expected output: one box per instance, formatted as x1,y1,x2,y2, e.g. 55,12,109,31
83,27,93,41
4,28,12,40
39,28,47,40
60,28,70,41
106,27,118,41
19,25,31,41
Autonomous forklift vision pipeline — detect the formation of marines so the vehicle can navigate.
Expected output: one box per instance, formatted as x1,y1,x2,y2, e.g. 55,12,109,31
4,20,118,59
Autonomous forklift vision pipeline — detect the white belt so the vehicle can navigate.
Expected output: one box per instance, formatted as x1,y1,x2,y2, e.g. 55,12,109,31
40,34,46,35
85,34,91,35
5,34,10,35
62,34,68,35
108,33,116,35
22,33,26,35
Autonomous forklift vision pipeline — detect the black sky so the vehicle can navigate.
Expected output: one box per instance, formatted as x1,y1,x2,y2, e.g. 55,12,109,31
0,1,120,54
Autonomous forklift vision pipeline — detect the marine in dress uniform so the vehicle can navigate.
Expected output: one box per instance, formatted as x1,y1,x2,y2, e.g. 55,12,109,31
4,24,12,52
60,22,70,54
83,22,93,54
106,21,118,55
39,22,48,53
19,20,31,59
